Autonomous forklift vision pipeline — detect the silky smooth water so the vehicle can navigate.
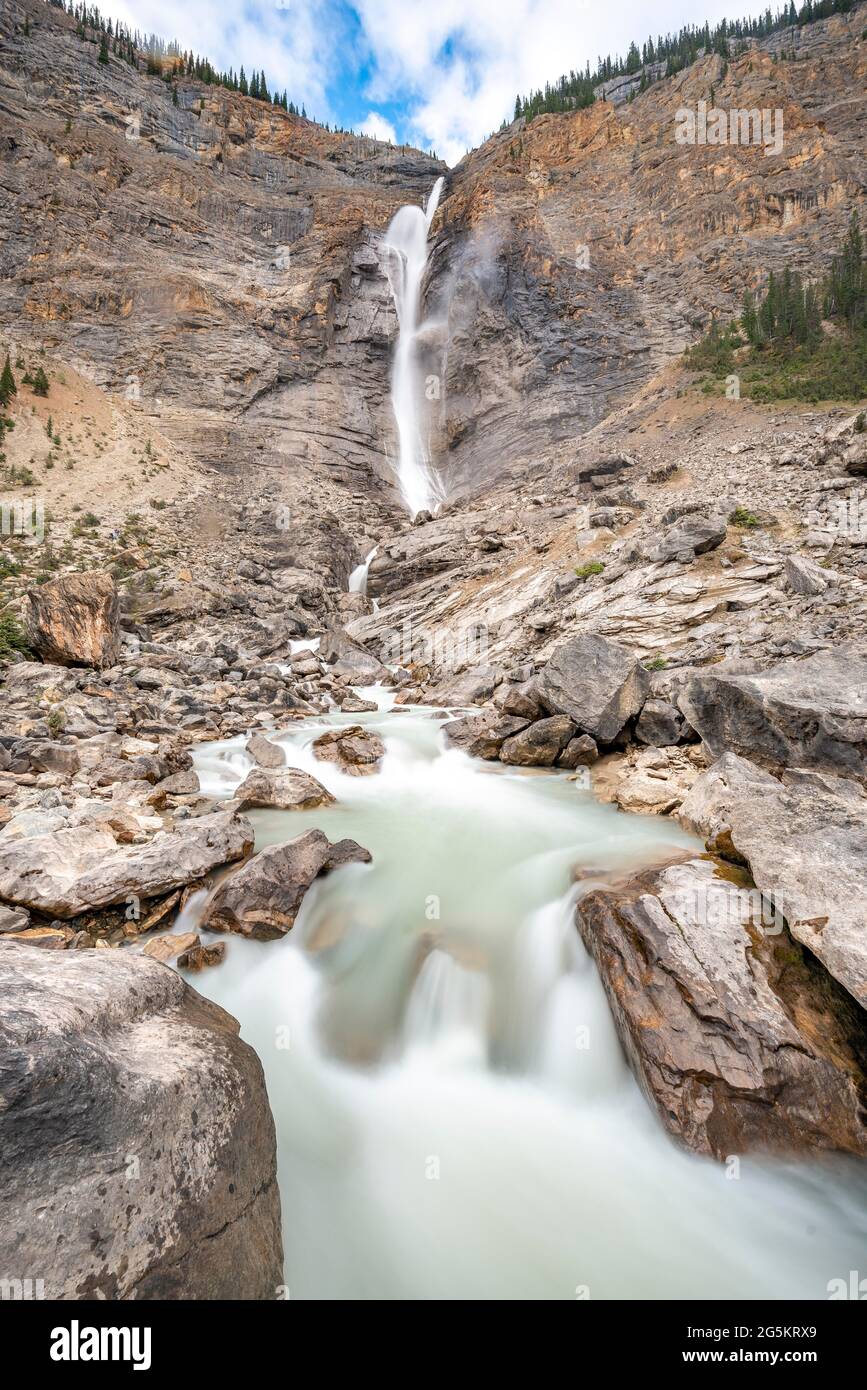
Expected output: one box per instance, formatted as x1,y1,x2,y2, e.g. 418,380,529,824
383,178,445,516
190,701,867,1300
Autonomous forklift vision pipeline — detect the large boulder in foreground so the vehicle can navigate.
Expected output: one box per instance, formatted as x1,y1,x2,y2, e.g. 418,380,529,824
678,753,867,1008
0,942,282,1298
0,810,253,919
577,858,867,1160
25,571,120,669
678,648,867,779
201,829,372,940
536,634,649,744
499,715,576,767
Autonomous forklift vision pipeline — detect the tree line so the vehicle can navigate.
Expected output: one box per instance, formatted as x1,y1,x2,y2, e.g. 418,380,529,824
509,0,860,124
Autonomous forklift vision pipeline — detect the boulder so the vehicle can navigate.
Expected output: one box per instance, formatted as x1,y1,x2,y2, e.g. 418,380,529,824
576,858,867,1159
245,734,286,769
319,627,387,683
201,830,372,940
0,905,29,933
635,698,684,747
558,733,599,769
678,648,867,778
424,664,502,706
784,554,834,597
608,746,700,815
234,767,335,811
0,811,253,919
678,753,867,1008
499,715,576,767
495,680,545,721
649,514,727,563
141,931,200,963
312,725,385,777
536,634,649,743
443,711,529,760
0,942,282,1298
177,942,226,971
25,571,120,669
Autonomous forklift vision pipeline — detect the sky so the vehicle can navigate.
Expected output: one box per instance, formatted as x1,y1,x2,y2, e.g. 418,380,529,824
110,0,742,165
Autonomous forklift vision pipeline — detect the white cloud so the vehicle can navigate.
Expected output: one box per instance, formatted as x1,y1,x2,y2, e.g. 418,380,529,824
360,111,398,144
107,1,739,164
108,0,340,120
353,0,736,164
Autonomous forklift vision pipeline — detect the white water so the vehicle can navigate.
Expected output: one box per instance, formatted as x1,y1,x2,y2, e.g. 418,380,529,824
384,177,445,517
190,704,867,1300
348,547,378,595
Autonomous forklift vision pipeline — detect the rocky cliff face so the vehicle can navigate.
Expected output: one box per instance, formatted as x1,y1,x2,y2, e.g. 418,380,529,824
432,4,867,497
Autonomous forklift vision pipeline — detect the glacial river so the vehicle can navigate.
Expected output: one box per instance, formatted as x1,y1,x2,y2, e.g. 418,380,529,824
187,695,867,1299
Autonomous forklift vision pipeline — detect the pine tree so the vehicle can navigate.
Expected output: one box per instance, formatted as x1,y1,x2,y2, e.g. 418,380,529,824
741,289,759,345
98,33,109,64
32,366,50,397
0,353,16,408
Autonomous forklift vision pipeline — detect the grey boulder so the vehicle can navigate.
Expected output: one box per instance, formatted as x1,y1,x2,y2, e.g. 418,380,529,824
536,634,649,743
201,829,372,940
0,942,282,1298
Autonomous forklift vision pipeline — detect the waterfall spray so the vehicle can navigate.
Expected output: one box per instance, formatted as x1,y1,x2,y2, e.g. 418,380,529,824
384,177,445,517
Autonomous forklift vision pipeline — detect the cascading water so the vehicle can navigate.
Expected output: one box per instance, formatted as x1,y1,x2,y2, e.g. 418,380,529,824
186,701,867,1300
384,178,445,517
348,546,378,596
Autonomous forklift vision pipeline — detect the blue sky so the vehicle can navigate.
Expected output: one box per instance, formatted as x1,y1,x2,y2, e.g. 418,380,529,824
111,0,739,164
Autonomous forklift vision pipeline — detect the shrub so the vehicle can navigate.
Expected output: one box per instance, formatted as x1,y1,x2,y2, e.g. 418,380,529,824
575,561,605,579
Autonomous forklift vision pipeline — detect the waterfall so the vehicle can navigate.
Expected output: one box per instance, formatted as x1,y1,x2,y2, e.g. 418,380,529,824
384,177,445,517
348,546,378,595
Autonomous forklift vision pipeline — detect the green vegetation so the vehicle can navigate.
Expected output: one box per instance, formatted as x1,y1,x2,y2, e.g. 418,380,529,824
31,366,50,397
646,656,668,671
575,561,605,579
686,213,867,403
729,506,761,527
0,610,29,660
509,0,857,124
0,353,16,407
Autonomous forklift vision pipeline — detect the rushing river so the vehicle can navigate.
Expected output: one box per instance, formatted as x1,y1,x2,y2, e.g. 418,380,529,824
187,696,867,1300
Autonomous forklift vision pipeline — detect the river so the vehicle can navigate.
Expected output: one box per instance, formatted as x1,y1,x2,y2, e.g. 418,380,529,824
184,694,867,1299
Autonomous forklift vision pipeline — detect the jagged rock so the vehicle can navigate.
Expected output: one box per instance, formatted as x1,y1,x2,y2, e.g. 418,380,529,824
320,627,387,683
495,680,545,720
0,906,30,933
635,698,684,746
679,648,867,778
337,693,378,713
678,753,867,1007
234,767,335,811
500,715,576,766
784,554,833,596
0,811,253,919
312,725,385,776
608,746,700,815
25,572,120,670
558,733,599,768
178,942,227,971
536,634,649,743
201,830,372,940
245,734,286,770
443,711,529,760
141,931,200,963
576,858,867,1159
649,514,727,563
424,665,503,706
0,942,282,1298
